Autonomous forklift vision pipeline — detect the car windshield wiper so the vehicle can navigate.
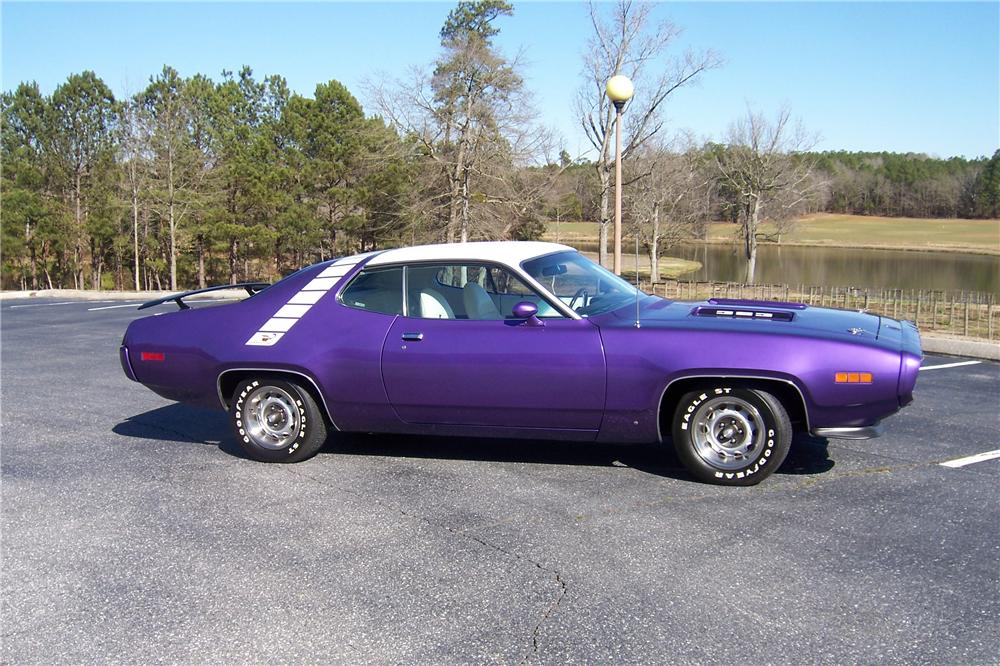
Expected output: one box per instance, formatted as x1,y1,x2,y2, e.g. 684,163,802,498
137,282,271,311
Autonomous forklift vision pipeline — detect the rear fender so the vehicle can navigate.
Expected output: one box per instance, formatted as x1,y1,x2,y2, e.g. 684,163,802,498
216,367,339,431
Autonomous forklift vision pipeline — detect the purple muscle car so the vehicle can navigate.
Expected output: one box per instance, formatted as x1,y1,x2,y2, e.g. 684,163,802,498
120,242,922,485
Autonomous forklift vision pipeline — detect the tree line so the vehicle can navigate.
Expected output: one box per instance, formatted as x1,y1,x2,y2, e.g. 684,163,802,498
2,0,996,291
2,1,561,291
1,66,418,291
813,150,998,220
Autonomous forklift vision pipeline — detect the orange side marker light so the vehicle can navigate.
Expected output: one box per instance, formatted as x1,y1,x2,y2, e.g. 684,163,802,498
835,372,872,384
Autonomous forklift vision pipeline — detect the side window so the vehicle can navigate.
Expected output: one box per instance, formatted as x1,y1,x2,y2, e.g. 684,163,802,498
405,263,562,320
340,267,403,315
485,267,535,297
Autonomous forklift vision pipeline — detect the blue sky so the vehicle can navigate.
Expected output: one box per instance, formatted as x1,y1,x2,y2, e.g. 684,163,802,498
2,1,997,159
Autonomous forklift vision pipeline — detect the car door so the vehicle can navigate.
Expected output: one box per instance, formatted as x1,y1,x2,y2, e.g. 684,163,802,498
380,262,606,430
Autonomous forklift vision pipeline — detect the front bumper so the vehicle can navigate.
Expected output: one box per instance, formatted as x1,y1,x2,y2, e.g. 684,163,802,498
811,424,884,440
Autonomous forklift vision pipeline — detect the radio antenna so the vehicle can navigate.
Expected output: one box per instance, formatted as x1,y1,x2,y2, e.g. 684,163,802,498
634,233,641,329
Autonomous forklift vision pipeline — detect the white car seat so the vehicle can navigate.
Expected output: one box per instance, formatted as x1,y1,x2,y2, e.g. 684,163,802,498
419,289,455,319
462,283,502,320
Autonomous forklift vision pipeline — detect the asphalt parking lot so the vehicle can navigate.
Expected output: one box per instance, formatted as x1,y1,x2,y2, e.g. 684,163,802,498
2,298,999,664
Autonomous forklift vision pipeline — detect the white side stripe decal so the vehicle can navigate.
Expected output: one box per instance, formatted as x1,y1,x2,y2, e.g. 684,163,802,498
302,277,339,291
259,317,298,333
245,255,370,347
318,265,352,278
287,291,325,305
273,304,312,318
247,331,285,346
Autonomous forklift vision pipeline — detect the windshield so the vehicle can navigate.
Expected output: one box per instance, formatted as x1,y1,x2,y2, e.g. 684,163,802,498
522,251,643,317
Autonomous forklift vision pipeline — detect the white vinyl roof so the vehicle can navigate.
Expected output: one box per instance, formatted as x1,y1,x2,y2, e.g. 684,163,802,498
365,241,575,269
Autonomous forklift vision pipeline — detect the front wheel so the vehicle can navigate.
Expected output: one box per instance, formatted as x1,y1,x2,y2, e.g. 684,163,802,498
672,386,791,486
230,378,328,463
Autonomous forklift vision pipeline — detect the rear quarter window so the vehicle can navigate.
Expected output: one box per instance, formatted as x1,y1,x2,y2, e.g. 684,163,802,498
340,267,403,315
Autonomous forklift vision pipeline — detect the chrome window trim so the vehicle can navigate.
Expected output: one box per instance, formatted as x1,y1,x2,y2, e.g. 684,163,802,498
345,258,576,320
519,249,645,320
217,368,339,431
335,265,405,317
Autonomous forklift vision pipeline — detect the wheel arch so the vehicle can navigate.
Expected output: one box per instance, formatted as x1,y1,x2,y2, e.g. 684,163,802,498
217,368,339,430
658,375,810,442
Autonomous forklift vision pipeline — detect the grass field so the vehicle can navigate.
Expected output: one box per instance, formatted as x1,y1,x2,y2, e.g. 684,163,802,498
545,222,702,279
576,251,701,281
544,214,1000,255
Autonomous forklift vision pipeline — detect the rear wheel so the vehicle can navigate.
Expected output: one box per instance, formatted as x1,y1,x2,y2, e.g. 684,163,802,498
672,386,791,486
230,378,327,463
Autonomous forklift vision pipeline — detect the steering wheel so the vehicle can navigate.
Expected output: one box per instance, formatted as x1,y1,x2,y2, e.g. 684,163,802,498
569,288,589,311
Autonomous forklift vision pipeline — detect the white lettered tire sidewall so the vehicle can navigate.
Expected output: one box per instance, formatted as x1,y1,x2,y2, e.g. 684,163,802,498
672,386,792,486
230,378,328,463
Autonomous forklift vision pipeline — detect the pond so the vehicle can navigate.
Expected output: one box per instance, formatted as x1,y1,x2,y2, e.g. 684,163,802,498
572,241,999,294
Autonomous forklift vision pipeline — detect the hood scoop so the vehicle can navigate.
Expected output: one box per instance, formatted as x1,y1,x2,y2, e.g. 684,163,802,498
693,298,805,322
708,298,808,310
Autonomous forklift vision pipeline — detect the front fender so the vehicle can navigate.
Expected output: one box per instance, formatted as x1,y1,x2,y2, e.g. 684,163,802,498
596,326,901,443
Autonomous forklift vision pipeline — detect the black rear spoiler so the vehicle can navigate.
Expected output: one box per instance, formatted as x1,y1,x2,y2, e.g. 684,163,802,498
138,282,271,311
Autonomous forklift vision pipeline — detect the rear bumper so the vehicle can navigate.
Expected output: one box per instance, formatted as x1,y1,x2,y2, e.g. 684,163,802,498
119,345,137,382
812,424,883,440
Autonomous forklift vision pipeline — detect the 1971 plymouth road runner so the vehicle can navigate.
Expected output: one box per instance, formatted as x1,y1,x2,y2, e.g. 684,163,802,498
120,242,922,485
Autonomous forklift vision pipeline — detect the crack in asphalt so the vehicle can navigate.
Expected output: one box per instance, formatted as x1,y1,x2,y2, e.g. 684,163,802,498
521,571,566,664
281,466,568,663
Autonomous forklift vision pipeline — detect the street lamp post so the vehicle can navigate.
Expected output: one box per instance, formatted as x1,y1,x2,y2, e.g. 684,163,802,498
606,74,634,275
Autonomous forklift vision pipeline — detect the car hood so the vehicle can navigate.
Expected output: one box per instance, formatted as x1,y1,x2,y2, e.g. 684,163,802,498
597,295,896,349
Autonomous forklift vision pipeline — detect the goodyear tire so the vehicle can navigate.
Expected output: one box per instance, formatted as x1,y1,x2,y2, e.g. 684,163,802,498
230,378,327,463
672,386,791,486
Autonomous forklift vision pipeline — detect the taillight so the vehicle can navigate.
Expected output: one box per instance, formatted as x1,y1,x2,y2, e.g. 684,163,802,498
140,352,165,362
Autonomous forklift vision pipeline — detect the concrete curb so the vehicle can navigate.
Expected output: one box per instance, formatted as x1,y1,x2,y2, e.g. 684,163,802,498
0,289,170,301
921,335,1000,361
0,289,251,302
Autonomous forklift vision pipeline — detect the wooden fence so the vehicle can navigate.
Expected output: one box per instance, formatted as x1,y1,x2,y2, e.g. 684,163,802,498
643,280,999,341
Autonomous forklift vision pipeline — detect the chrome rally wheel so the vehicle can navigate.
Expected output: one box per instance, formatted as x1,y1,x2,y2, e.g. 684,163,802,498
672,386,792,486
230,377,328,463
242,385,300,450
690,396,765,470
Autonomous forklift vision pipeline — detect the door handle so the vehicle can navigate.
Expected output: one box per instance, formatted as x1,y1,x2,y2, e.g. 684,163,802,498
401,332,424,342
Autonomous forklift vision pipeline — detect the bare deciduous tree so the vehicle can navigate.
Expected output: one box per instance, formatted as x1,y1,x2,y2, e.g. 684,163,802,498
369,5,565,243
117,94,149,291
576,0,720,267
715,107,821,282
142,67,211,290
628,138,711,282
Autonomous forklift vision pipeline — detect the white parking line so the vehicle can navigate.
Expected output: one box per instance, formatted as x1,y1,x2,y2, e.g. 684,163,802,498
88,303,143,311
939,449,1000,468
7,301,76,309
919,360,982,371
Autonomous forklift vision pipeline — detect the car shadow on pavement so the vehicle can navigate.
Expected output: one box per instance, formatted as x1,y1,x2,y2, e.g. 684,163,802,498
330,430,697,480
114,403,251,459
782,434,836,475
115,403,835,479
